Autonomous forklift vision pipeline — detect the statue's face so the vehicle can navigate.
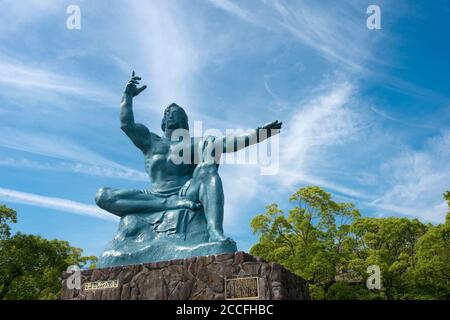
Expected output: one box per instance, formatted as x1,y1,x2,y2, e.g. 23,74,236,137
164,107,184,130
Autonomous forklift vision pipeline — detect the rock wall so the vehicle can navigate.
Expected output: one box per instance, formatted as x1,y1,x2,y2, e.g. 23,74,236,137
61,252,309,300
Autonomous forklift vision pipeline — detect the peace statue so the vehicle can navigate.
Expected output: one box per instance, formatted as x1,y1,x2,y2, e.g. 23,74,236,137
95,72,282,268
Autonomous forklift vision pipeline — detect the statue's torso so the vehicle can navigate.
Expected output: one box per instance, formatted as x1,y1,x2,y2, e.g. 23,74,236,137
143,136,197,190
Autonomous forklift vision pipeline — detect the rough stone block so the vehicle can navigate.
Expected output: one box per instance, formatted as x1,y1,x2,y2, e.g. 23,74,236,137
61,252,309,300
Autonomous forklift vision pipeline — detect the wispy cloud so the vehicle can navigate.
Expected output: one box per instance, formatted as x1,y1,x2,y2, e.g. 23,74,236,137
128,0,203,110
263,75,288,111
282,82,358,162
0,56,113,103
271,0,369,71
373,131,450,222
276,79,448,222
0,187,117,222
0,128,147,181
374,73,450,104
277,80,369,192
221,75,447,223
208,0,261,26
0,0,62,38
0,157,147,182
219,79,372,234
206,0,448,103
369,106,440,131
0,128,116,167
368,201,447,224
201,1,449,224
221,166,261,228
207,0,372,71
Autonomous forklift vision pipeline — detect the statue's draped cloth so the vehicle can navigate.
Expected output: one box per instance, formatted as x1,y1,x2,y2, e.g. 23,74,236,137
97,167,236,268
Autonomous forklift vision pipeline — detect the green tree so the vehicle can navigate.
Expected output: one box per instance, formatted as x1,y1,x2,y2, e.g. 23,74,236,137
250,186,360,299
409,191,450,299
0,204,96,300
348,217,428,299
250,187,450,300
0,204,17,240
445,191,450,209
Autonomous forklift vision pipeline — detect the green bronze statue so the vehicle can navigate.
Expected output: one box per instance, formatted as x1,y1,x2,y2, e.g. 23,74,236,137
95,71,282,267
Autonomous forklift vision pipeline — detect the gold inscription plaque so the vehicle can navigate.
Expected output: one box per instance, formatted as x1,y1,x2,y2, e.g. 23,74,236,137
225,276,259,300
84,280,119,291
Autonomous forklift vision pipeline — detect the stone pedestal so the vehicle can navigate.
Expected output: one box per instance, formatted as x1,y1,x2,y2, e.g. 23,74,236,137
61,252,309,300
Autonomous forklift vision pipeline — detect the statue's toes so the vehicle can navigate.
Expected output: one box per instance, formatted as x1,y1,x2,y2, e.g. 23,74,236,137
193,202,202,210
177,199,201,211
187,201,202,211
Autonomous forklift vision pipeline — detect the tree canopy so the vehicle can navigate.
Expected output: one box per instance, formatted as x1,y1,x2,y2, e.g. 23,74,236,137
0,204,17,240
0,204,96,300
250,186,450,300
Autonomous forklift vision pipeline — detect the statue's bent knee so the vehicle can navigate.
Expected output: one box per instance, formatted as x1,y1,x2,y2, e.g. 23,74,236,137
196,163,219,180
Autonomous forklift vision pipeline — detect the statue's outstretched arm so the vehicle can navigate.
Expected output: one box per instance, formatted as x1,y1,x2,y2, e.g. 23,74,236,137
221,120,282,153
120,71,152,152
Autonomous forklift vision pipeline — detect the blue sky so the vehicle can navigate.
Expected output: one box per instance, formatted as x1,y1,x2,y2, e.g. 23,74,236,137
0,0,449,257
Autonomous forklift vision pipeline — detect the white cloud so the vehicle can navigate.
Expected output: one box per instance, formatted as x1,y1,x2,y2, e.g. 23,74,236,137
0,157,147,182
204,0,444,107
221,165,261,229
0,0,62,38
0,128,147,181
218,75,449,226
217,79,373,235
271,0,371,71
271,79,448,223
0,128,113,167
277,81,367,193
369,202,447,224
0,56,112,103
373,131,450,222
0,187,117,222
207,0,372,71
128,0,203,109
208,0,261,25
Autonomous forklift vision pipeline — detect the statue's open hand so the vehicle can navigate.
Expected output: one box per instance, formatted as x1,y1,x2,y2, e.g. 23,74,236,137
124,71,147,97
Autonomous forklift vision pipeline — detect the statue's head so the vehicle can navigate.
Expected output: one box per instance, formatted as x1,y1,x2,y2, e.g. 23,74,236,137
161,103,189,132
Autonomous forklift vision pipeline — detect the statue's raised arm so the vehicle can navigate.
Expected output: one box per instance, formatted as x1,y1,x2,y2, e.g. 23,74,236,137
221,120,282,153
120,71,152,152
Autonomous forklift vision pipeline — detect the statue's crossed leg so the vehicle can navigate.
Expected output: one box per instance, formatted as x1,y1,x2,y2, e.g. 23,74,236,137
95,162,226,242
95,187,200,216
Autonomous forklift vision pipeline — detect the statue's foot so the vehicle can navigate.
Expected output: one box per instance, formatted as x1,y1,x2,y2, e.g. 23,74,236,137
208,230,228,242
175,199,202,211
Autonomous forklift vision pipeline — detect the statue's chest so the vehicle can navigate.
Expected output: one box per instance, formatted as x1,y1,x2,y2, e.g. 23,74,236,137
144,141,194,176
149,141,189,165
152,141,170,155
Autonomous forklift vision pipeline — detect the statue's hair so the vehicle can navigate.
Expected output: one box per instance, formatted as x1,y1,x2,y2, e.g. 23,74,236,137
161,103,189,132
